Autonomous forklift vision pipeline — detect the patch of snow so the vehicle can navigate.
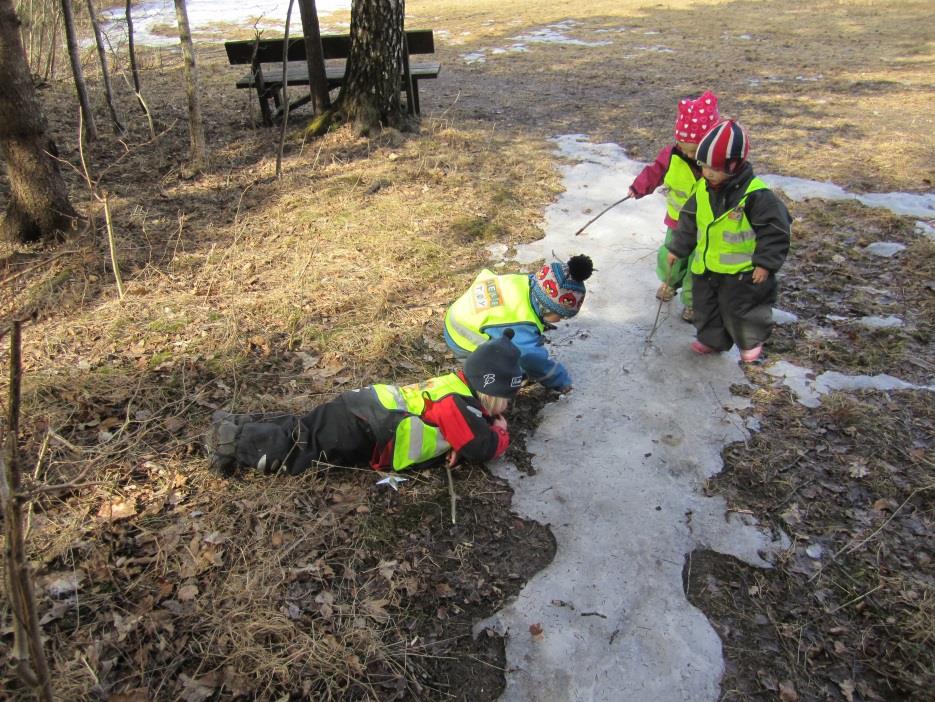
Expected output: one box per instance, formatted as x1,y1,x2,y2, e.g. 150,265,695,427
773,308,798,325
795,75,823,81
914,220,935,240
462,52,486,64
511,27,612,47
864,242,906,257
634,45,675,53
761,175,935,219
805,326,839,340
767,360,934,408
858,315,904,329
482,135,789,701
805,543,824,559
101,0,350,47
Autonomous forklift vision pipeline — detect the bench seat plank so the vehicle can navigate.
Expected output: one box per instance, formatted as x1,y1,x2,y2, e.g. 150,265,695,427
235,62,441,90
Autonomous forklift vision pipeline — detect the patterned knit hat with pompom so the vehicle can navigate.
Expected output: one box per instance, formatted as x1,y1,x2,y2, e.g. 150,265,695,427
530,254,594,319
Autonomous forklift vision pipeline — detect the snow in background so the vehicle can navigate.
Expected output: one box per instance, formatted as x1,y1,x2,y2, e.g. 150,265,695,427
102,0,350,47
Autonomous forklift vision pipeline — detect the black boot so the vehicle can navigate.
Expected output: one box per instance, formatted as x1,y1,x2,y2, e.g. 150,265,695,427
205,410,254,476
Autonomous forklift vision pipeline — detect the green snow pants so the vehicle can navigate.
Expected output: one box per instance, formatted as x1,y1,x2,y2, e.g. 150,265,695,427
655,228,694,308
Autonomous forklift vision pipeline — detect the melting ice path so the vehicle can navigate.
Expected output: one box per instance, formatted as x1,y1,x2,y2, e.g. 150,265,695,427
476,136,790,700
479,135,934,700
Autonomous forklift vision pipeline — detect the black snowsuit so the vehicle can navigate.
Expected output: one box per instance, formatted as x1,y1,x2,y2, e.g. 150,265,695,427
667,163,792,351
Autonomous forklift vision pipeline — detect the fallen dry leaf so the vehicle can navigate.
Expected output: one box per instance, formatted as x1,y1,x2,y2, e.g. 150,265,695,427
872,498,899,512
779,680,798,702
838,679,856,702
164,416,186,433
177,584,199,601
98,497,138,521
529,622,543,638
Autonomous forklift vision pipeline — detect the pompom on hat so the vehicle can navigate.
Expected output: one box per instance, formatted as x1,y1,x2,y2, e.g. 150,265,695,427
674,90,720,144
696,119,750,174
463,329,524,399
530,254,594,319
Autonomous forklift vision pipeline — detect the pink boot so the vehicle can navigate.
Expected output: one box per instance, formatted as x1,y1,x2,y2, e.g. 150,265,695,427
740,344,763,363
691,340,716,355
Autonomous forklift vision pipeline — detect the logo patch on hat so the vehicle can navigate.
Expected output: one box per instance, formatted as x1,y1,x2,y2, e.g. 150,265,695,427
511,376,523,388
482,373,496,388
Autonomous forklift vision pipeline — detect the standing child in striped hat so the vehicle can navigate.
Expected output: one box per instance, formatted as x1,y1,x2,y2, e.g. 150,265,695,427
628,91,720,322
665,119,792,362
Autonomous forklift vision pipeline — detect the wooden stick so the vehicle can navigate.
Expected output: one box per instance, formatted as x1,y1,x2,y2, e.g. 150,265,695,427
573,194,630,236
103,194,125,299
446,465,457,525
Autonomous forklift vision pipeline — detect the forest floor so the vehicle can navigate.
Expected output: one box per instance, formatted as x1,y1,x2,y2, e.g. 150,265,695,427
1,0,933,700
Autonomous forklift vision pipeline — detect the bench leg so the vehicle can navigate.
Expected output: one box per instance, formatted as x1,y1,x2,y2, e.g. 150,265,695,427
256,87,273,126
412,79,421,115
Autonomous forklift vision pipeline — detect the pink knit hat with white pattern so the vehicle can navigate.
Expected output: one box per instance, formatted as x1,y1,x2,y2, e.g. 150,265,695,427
673,91,720,144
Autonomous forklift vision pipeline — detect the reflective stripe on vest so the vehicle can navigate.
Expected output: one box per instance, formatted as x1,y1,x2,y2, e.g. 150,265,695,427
444,271,543,352
663,152,700,222
691,177,769,275
373,373,475,471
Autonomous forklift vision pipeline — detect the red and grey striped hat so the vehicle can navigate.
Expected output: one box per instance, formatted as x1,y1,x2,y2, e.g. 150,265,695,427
696,119,749,173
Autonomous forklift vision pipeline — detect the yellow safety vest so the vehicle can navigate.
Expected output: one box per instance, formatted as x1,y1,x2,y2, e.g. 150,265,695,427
691,178,768,275
663,152,700,223
444,271,543,352
373,373,475,471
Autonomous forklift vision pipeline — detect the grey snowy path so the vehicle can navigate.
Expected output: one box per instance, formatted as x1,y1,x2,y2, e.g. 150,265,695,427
477,136,788,701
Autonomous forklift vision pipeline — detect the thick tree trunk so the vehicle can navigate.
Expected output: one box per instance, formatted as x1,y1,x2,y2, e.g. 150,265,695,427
86,0,124,134
0,0,77,243
60,0,97,141
173,0,207,170
338,0,408,134
297,0,330,114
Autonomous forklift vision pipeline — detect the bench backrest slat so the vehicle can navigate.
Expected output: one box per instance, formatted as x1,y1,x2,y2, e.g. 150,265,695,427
225,29,434,65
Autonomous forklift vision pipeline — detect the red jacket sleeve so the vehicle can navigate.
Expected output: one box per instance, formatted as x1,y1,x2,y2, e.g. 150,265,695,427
629,144,674,198
422,395,508,462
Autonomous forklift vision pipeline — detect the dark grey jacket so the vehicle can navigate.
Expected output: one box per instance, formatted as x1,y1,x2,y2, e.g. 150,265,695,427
667,163,792,273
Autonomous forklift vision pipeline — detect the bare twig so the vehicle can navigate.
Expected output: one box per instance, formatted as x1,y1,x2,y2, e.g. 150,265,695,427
573,194,630,236
103,194,125,298
446,465,457,525
276,0,296,179
1,321,55,701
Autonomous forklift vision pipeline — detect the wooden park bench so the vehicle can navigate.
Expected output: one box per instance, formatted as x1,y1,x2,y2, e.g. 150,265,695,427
224,29,440,125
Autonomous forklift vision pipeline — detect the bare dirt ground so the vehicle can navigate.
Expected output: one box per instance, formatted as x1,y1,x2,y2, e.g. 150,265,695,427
1,0,933,699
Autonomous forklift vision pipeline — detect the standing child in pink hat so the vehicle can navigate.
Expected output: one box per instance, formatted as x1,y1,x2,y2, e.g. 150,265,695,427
628,91,720,321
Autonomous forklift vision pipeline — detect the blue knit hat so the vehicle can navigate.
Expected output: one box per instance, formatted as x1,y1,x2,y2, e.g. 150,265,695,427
529,255,593,319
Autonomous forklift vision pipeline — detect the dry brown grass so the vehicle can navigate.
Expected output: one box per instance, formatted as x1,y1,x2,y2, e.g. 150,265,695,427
1,28,562,695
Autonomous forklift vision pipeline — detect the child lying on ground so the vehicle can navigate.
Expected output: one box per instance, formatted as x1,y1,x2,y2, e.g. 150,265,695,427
206,332,523,475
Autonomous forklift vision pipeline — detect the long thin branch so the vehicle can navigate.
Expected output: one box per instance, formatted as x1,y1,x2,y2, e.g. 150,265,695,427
2,321,55,701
